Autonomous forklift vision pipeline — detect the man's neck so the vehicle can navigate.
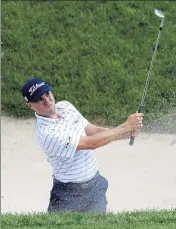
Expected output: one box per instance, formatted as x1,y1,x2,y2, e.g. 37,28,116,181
37,109,62,119
48,112,62,119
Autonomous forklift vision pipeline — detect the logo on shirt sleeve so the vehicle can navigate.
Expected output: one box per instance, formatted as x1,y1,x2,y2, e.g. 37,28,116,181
65,136,71,148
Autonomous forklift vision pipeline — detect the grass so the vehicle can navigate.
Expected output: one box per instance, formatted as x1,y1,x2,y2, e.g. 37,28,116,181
2,210,176,229
2,1,176,124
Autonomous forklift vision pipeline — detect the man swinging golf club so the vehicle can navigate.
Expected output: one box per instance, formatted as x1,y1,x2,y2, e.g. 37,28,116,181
21,78,143,213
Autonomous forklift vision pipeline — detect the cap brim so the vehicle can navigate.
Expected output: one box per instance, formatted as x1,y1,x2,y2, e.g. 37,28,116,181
30,85,53,102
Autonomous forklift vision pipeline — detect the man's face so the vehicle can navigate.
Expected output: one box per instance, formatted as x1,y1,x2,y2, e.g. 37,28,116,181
27,91,56,116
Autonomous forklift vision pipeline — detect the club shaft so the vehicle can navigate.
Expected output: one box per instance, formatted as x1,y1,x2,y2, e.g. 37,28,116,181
140,28,162,108
129,18,164,146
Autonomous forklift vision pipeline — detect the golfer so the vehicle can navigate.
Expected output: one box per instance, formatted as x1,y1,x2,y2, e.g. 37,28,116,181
21,78,143,213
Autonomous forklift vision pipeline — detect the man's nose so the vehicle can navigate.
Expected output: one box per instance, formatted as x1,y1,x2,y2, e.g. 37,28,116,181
43,96,51,104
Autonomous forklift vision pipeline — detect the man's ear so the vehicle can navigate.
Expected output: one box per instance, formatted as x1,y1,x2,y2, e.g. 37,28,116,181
26,102,32,109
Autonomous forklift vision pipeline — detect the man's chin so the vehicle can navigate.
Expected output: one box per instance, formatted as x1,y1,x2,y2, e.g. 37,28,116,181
48,103,55,112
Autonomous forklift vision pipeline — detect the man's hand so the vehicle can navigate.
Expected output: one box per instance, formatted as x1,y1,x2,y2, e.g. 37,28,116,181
113,112,144,141
126,112,144,131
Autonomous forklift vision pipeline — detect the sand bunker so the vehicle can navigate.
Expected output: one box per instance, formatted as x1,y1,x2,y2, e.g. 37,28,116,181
1,116,176,213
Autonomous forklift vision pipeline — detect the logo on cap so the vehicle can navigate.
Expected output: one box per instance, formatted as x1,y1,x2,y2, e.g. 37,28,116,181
29,82,45,96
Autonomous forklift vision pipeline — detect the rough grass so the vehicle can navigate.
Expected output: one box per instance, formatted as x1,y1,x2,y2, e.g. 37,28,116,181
2,1,176,125
2,210,176,229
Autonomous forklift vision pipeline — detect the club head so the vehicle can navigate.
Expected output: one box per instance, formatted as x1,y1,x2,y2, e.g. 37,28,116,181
155,9,164,18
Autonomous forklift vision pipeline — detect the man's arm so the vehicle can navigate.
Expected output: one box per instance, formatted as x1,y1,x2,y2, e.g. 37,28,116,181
78,122,129,150
77,112,144,150
85,122,110,136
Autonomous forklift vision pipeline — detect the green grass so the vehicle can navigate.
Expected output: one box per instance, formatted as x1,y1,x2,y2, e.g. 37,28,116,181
2,210,176,229
2,1,176,125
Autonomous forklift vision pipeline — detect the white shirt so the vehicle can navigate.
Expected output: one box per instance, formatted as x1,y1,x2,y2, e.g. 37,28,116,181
35,101,98,183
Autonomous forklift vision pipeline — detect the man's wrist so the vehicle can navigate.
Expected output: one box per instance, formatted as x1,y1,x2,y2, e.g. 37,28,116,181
112,122,130,141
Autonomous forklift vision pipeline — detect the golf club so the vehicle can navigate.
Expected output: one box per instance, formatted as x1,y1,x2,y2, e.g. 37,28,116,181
129,9,165,146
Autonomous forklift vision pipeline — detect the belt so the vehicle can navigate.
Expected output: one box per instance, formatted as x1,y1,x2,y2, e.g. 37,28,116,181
53,171,100,190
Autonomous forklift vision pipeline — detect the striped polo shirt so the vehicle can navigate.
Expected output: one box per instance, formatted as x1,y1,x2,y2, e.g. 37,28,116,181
35,101,98,183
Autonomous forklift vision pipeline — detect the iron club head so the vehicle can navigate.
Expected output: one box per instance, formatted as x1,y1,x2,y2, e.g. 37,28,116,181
155,9,164,18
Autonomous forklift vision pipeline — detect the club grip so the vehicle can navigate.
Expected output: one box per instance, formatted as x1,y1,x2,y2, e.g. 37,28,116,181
129,136,135,146
129,106,143,146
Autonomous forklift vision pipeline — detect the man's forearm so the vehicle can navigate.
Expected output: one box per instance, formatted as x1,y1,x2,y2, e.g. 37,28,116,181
85,123,111,136
94,126,111,134
79,112,143,150
92,123,130,148
78,122,130,150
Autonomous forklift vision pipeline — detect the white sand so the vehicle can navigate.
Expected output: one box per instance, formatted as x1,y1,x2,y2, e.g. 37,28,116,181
1,116,176,213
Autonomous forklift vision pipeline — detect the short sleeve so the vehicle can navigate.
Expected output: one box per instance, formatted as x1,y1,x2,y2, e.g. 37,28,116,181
42,129,81,160
67,101,88,127
56,101,88,128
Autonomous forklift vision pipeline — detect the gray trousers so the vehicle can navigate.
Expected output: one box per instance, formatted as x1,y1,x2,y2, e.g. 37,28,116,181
48,172,108,213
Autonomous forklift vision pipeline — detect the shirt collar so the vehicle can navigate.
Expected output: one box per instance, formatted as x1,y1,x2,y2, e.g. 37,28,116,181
35,112,61,125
